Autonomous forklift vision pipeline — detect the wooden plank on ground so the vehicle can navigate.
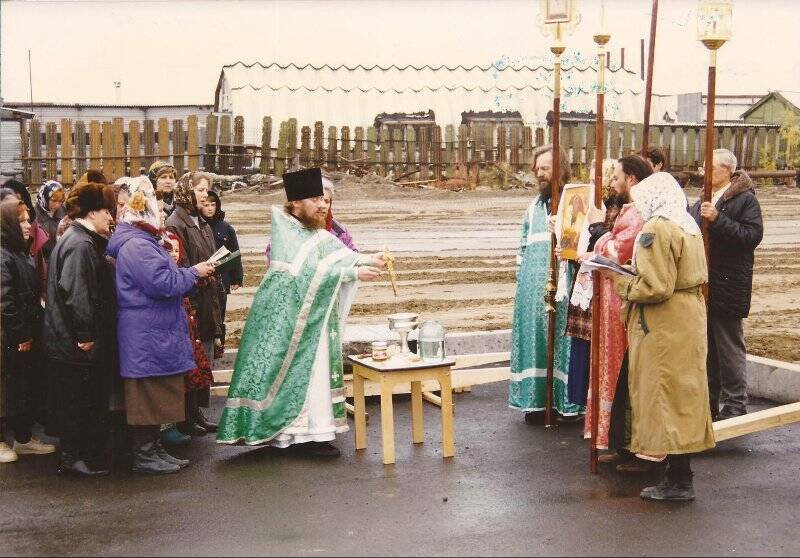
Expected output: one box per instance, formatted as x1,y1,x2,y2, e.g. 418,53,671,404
713,402,800,442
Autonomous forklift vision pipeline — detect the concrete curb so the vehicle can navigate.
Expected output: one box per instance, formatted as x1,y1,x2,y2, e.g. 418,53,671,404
217,328,800,403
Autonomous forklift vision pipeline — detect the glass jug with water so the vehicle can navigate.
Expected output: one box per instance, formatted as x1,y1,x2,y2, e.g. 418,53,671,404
418,320,446,362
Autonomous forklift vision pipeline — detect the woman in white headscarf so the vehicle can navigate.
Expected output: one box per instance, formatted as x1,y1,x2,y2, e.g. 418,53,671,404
602,172,715,502
106,176,215,475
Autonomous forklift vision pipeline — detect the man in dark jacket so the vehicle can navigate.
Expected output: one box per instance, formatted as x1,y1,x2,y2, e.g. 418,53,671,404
44,181,117,477
689,148,763,420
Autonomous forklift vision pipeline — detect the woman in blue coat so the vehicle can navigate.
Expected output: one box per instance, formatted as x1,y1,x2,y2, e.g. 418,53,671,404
107,176,215,475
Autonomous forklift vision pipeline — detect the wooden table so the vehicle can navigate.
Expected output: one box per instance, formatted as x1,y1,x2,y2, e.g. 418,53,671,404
348,354,456,465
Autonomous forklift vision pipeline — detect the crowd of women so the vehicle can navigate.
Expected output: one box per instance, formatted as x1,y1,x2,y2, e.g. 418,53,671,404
0,162,244,476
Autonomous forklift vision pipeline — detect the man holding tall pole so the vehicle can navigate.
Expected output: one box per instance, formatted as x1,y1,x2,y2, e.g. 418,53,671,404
510,9,581,425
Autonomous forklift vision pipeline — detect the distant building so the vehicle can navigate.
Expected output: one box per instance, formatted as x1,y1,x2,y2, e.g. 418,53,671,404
677,92,764,123
2,103,214,129
1,106,35,176
214,61,677,146
741,91,800,124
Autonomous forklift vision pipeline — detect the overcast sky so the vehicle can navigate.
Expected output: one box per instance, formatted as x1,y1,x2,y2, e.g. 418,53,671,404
2,0,799,105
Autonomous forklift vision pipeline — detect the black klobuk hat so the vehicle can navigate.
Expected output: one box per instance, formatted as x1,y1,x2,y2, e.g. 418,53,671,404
283,168,324,202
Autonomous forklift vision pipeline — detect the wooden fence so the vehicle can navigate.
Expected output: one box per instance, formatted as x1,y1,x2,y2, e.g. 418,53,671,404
17,114,784,187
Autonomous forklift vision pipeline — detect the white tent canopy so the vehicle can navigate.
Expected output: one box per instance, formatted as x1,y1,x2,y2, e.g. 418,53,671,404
215,62,676,146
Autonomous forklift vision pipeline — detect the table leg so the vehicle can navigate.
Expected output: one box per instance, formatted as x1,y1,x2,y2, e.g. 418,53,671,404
380,380,396,465
411,381,424,444
439,371,455,458
353,370,367,451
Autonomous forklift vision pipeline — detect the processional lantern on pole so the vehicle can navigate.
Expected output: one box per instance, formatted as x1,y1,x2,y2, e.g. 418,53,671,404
589,0,610,473
536,0,579,428
697,0,732,272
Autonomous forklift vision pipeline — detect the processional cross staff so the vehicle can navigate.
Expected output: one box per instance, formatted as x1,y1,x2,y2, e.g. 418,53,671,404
588,0,610,473
697,0,732,274
538,0,579,428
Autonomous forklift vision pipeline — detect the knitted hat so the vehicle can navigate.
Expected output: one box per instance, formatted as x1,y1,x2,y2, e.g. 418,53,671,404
148,160,176,185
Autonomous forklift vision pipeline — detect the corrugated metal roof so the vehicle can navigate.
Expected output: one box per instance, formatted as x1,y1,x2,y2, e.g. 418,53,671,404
218,61,675,146
4,103,213,109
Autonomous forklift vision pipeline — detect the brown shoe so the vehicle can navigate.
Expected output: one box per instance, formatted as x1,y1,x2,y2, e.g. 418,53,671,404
616,458,665,473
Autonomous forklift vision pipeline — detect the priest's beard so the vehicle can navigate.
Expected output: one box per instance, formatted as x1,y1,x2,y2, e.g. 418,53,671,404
292,209,326,230
537,178,552,201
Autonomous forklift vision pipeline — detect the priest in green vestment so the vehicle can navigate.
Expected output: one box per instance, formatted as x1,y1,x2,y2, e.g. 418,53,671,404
509,146,583,420
217,168,385,456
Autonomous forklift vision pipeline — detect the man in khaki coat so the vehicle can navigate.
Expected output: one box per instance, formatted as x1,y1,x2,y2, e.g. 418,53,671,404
603,172,715,502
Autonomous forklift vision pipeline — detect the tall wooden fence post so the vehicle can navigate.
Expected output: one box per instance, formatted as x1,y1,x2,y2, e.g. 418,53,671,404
219,115,232,175
313,122,325,167
74,121,87,179
129,120,142,176
60,119,74,185
445,125,455,177
259,116,272,175
157,118,170,167
379,127,390,176
432,125,443,181
275,121,287,177
354,127,365,162
143,119,156,170
112,117,125,178
233,115,245,174
366,127,377,173
173,120,186,176
300,126,311,168
204,115,218,173
187,115,199,173
45,123,58,180
327,126,338,170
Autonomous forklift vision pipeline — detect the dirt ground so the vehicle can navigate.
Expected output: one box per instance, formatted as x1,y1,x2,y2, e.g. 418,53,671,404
222,177,800,363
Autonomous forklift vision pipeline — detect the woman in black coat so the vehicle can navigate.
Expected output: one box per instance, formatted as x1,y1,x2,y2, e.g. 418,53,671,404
1,198,56,463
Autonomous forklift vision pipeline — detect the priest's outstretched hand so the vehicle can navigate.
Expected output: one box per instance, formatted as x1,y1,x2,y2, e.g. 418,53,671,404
358,266,383,281
371,253,388,269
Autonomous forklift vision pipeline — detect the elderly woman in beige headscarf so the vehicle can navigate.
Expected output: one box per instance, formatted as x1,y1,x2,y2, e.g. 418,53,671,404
602,172,715,502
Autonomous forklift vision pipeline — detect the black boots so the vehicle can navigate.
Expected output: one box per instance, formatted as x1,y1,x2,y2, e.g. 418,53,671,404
195,408,218,433
58,451,110,478
640,454,695,501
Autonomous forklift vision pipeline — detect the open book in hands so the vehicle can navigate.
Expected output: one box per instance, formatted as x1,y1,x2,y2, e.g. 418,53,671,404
580,254,636,277
207,246,241,275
